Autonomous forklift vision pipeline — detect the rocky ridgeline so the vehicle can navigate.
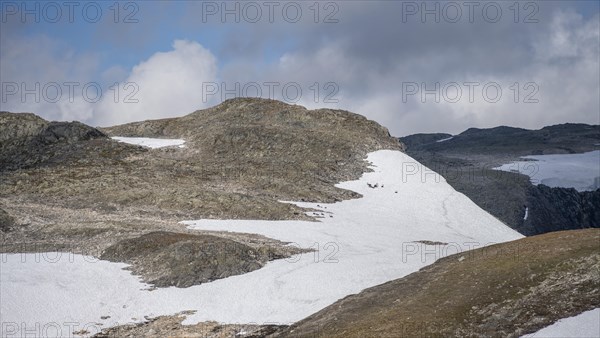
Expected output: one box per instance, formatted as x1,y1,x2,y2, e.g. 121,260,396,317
402,124,599,155
103,97,404,188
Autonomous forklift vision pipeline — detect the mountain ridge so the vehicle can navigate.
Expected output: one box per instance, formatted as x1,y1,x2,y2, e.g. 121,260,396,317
400,123,599,155
399,123,600,235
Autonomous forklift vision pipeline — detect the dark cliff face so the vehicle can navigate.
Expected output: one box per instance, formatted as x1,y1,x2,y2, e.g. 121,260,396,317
522,185,600,236
400,123,600,236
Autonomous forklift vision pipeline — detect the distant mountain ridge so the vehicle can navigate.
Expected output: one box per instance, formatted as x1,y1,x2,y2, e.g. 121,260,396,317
400,123,600,236
401,123,599,155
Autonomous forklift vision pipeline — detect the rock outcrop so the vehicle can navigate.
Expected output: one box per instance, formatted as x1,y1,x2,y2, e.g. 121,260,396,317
100,231,303,288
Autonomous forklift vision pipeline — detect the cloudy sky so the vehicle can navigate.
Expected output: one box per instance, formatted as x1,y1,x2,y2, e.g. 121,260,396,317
1,1,598,136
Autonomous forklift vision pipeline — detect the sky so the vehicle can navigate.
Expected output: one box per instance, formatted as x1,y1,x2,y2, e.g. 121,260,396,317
1,0,599,136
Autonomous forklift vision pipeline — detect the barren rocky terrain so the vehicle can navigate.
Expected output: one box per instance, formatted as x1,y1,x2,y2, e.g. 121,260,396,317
1,98,403,287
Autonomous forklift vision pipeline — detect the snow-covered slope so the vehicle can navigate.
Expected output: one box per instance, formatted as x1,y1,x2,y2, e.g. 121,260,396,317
494,150,600,191
1,150,522,336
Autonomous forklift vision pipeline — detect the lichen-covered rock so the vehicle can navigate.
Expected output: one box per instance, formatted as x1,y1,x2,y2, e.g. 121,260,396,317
100,231,303,288
0,112,48,144
36,121,107,145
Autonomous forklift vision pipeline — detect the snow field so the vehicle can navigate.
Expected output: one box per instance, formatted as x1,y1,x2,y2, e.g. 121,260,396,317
494,151,600,191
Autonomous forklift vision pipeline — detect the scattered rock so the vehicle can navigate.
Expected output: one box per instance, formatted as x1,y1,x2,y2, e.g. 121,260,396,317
93,312,286,338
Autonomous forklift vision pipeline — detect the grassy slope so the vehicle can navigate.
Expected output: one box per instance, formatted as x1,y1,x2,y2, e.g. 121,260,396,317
281,229,600,338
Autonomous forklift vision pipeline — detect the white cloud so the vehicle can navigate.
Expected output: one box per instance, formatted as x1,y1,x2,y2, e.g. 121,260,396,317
93,40,218,126
1,38,218,127
2,5,597,134
235,9,599,136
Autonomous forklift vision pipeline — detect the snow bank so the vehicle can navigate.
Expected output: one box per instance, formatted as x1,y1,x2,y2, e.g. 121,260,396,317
522,308,600,338
493,150,600,192
112,137,185,149
1,150,523,336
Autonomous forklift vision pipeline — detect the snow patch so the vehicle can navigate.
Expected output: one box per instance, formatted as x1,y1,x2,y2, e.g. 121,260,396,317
523,207,529,220
493,151,600,192
112,137,185,149
522,308,600,338
1,150,523,335
436,136,454,143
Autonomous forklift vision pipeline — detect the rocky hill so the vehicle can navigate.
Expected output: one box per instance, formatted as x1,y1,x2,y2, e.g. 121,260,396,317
0,98,403,288
400,124,600,235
